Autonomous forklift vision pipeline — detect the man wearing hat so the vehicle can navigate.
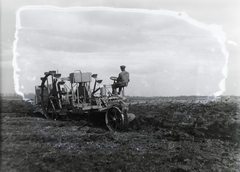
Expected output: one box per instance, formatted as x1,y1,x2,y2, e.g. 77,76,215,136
112,65,130,94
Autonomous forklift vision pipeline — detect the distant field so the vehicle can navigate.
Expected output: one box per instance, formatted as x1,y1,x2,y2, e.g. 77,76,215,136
0,93,35,100
0,96,23,100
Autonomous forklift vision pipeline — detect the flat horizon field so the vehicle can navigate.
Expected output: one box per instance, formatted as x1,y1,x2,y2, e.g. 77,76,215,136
1,96,240,171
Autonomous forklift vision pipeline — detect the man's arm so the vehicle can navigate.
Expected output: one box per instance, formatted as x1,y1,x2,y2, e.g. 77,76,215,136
117,73,122,82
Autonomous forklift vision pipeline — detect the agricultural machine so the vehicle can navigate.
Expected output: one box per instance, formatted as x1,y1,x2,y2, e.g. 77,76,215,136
35,70,134,131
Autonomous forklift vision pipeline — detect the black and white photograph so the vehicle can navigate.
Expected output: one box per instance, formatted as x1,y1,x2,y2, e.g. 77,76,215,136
1,0,240,171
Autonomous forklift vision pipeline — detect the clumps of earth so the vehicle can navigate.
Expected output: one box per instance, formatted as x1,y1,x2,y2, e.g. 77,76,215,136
1,97,240,172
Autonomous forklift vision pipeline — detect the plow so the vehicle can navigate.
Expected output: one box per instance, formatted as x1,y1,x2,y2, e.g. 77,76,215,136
35,70,134,131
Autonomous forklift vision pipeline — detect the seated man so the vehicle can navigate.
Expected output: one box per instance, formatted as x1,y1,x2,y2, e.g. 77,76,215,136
112,65,130,94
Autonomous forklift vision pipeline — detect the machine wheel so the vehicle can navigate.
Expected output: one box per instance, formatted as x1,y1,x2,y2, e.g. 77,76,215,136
40,72,61,119
105,107,128,131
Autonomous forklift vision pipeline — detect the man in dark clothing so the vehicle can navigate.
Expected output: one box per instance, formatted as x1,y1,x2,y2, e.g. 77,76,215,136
112,65,130,94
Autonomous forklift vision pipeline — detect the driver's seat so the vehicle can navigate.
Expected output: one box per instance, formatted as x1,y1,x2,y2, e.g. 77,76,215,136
118,82,129,96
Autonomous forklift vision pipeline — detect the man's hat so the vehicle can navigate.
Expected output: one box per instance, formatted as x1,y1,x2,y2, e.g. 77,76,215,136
120,65,126,69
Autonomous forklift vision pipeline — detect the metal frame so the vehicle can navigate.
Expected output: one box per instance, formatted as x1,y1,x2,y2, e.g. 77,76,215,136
35,70,129,131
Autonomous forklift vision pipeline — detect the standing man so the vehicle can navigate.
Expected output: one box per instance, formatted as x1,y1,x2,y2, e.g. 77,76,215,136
112,65,130,94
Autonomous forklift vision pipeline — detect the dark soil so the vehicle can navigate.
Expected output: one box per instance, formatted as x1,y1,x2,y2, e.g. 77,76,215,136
1,97,240,172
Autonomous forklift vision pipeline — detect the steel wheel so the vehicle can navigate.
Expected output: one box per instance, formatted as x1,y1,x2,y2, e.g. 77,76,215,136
105,107,127,131
40,72,61,119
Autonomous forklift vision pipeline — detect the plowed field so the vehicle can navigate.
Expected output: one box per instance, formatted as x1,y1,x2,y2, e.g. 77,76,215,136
1,97,240,172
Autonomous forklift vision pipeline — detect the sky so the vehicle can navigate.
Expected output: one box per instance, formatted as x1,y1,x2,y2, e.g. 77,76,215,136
1,0,240,97
13,7,227,97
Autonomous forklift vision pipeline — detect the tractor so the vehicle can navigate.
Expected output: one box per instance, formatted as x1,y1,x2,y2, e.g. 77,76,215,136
35,70,134,131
